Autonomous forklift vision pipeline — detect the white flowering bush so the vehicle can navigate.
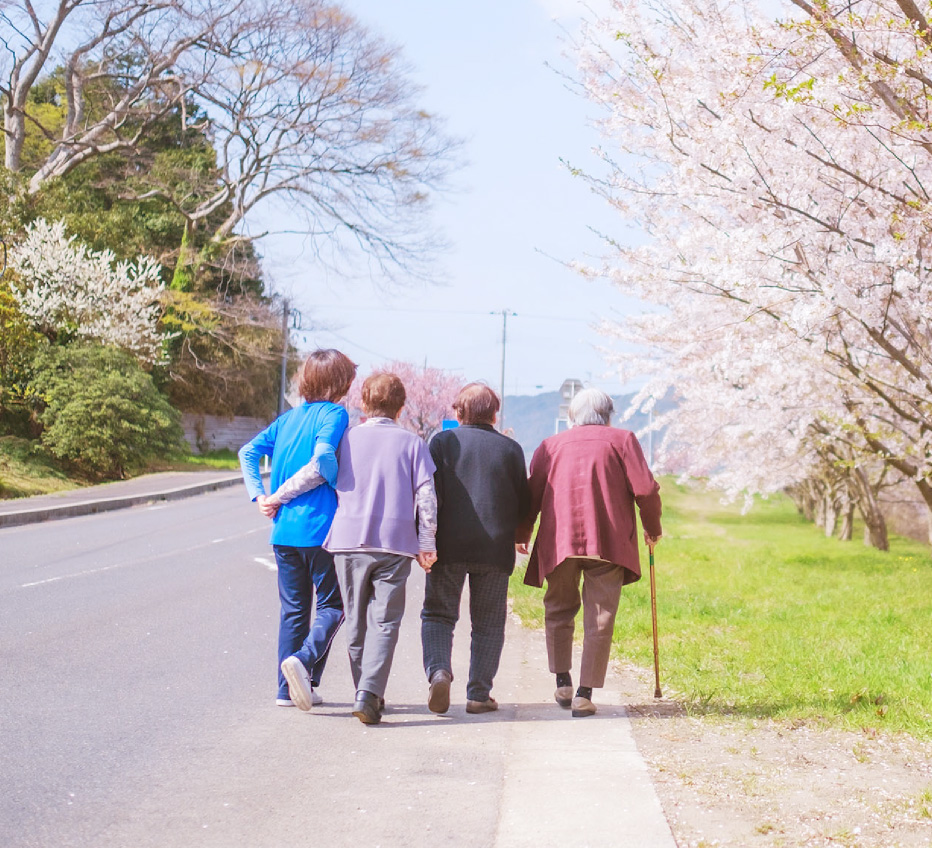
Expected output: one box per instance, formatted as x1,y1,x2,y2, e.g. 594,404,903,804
9,219,166,363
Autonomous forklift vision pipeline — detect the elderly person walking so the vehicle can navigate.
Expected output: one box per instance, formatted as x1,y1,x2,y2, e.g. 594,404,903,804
325,372,438,725
239,348,357,710
421,383,530,715
517,388,662,717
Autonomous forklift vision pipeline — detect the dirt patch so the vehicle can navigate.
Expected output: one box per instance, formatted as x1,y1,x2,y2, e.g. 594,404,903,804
612,664,932,848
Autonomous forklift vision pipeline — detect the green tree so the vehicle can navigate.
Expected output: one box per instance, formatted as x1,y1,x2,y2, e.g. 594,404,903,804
4,70,278,417
31,344,184,479
0,278,43,436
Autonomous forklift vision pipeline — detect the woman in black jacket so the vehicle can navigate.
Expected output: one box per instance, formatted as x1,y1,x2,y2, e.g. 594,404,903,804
421,383,530,715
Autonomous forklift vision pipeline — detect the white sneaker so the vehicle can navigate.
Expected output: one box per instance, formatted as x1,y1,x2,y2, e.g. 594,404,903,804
280,656,314,711
310,689,323,706
276,698,295,707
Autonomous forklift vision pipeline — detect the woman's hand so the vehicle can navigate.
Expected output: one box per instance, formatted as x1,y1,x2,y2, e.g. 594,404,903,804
644,533,661,548
256,495,280,519
515,543,529,556
417,551,437,573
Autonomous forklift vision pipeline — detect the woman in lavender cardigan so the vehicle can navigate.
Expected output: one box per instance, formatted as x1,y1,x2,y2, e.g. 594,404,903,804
324,372,438,724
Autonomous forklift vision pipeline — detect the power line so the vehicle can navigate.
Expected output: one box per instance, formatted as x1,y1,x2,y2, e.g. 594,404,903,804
317,329,393,361
308,303,591,323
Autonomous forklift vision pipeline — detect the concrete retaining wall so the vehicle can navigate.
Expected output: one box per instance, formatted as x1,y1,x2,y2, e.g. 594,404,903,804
182,414,268,455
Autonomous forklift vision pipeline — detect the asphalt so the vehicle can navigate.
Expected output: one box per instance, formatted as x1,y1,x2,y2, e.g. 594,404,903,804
0,469,246,528
0,470,679,846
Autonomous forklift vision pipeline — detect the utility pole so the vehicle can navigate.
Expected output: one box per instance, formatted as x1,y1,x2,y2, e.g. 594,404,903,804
648,406,653,468
494,309,516,432
277,297,290,418
277,299,302,418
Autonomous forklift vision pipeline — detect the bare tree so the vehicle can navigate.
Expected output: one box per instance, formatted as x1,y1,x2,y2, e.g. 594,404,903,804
2,0,456,277
1,1,236,183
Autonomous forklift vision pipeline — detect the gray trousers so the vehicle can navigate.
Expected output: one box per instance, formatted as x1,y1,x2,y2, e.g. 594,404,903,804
421,562,510,702
333,552,412,699
544,557,625,689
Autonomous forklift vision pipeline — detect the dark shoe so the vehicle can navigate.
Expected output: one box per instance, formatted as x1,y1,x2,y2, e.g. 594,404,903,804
378,697,386,713
352,691,382,725
571,695,596,717
554,685,573,708
466,697,498,714
428,669,452,714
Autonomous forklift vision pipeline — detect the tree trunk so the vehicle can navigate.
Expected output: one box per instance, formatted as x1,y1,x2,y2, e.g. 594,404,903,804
854,468,889,552
823,501,839,537
814,491,827,531
838,504,854,541
914,480,932,546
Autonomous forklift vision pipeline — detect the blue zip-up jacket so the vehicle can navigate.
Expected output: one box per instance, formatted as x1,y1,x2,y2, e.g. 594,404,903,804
238,401,349,547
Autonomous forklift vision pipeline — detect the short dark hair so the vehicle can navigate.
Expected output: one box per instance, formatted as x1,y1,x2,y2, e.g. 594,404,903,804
362,372,406,419
298,349,357,403
453,382,500,425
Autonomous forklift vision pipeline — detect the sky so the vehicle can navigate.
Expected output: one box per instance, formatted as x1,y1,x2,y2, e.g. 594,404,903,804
258,0,644,397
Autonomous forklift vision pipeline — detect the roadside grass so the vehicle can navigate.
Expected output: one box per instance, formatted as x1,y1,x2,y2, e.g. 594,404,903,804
509,477,932,738
0,435,80,498
0,437,239,499
149,448,240,472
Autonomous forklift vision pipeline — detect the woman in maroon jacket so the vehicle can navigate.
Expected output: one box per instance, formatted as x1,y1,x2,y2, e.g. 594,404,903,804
517,388,662,717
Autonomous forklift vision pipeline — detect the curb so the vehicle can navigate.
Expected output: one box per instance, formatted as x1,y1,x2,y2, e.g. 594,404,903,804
0,474,245,529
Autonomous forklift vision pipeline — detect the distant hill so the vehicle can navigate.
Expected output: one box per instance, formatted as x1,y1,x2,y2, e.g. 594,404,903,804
502,390,673,461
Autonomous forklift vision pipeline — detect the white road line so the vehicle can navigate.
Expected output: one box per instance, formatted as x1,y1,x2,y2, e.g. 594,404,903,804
254,556,278,572
20,526,266,589
22,563,125,587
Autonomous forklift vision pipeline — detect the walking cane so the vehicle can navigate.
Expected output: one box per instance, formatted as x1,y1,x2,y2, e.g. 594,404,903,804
648,543,662,699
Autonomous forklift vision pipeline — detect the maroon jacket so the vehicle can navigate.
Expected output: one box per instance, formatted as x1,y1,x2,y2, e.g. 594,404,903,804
519,425,662,588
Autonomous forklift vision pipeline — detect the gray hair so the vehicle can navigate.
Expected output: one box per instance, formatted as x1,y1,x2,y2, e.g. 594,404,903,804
568,388,613,427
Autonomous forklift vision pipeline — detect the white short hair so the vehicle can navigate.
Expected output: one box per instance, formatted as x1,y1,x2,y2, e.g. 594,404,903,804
568,388,613,427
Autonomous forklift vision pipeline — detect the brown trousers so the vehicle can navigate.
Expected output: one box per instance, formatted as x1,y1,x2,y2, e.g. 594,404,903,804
543,557,625,688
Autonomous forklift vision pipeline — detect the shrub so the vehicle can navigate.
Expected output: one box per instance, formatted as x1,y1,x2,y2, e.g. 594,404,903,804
31,344,183,479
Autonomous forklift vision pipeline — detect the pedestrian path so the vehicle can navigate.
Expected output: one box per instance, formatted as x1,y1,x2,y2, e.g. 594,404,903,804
493,610,677,847
0,470,244,528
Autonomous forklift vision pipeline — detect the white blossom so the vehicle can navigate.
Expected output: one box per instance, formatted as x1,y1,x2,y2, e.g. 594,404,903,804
9,219,166,363
576,0,932,531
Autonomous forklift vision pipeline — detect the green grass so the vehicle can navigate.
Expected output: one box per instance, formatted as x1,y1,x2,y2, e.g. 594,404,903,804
510,478,932,738
0,435,81,498
0,437,239,499
149,448,240,472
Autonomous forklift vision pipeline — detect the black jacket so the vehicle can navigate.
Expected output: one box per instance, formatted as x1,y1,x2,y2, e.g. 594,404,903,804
428,424,531,572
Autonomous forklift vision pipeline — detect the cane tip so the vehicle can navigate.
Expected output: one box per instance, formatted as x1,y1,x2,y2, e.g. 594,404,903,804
654,688,662,699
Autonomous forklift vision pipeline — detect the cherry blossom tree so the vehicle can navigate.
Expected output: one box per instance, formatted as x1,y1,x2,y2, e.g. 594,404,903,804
8,218,165,363
573,0,932,544
344,360,463,441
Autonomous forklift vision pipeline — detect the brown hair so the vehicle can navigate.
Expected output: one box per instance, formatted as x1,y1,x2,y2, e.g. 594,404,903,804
453,382,500,426
298,349,357,403
361,372,406,419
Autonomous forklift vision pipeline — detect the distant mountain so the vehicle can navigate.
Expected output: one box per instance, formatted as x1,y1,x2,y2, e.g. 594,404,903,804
502,390,673,461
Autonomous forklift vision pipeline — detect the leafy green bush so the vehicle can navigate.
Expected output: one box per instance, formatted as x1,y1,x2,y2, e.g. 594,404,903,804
31,344,183,479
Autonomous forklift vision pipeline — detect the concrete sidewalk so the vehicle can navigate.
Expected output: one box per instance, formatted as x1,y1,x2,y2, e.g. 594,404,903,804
493,611,678,847
0,469,246,528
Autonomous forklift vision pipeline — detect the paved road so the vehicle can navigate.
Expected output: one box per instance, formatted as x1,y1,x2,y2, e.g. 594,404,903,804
0,486,676,847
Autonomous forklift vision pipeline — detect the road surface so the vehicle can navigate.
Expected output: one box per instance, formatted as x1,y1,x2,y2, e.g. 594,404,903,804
0,486,675,847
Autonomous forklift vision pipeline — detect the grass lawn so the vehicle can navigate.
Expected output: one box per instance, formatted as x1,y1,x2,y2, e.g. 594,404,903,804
0,435,80,498
0,436,239,499
148,448,240,472
510,477,932,738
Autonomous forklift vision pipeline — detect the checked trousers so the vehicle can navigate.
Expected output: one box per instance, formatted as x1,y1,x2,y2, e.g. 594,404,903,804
421,562,510,702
